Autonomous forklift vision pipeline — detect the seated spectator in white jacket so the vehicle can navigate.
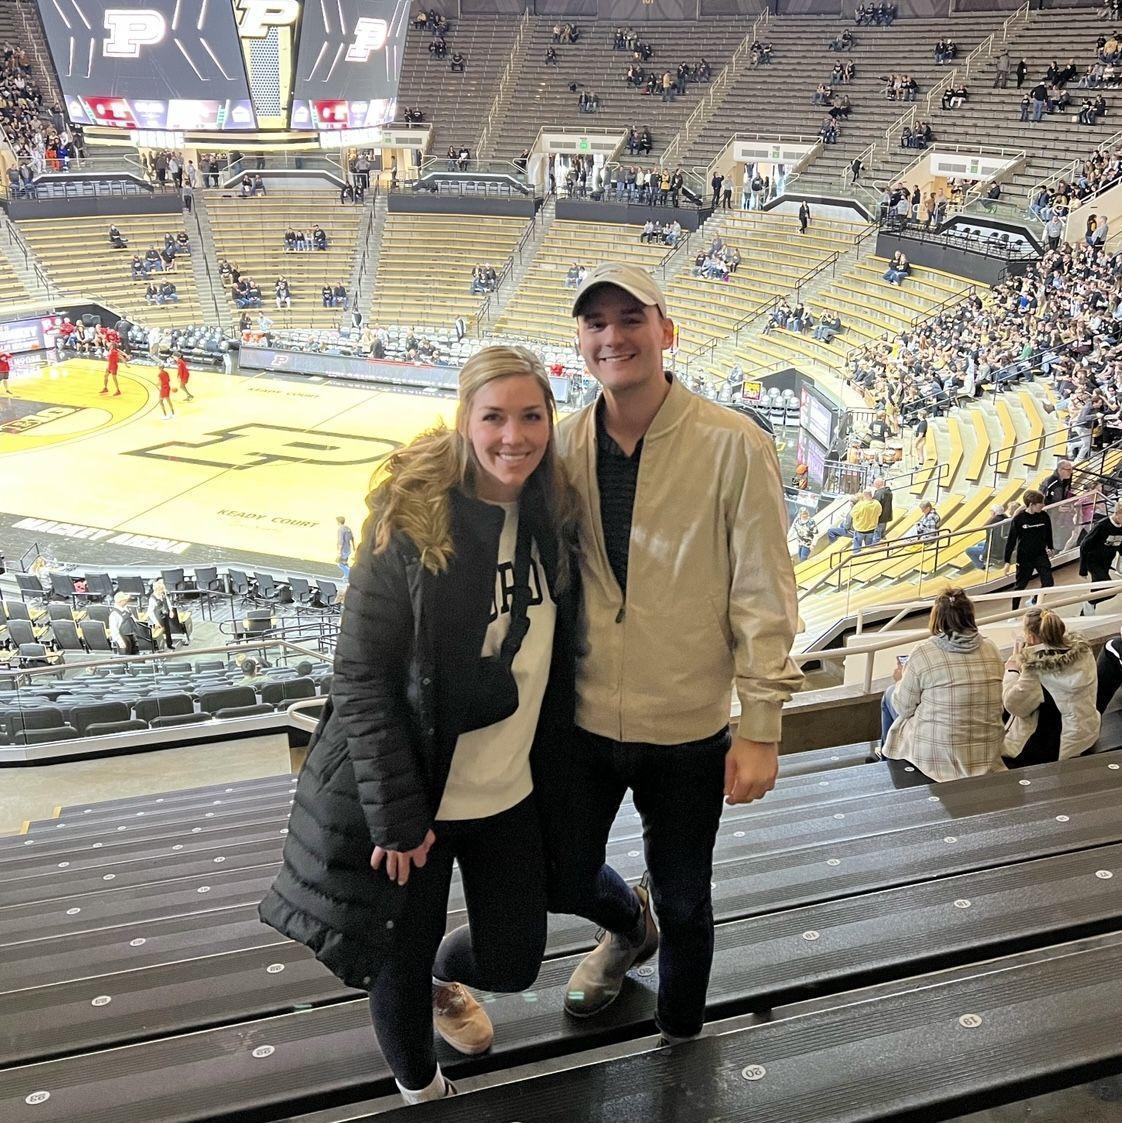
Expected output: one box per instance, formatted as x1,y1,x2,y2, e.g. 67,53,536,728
880,587,1006,782
1003,608,1100,767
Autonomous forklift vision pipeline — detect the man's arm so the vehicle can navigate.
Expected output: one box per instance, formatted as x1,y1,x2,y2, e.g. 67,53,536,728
1004,514,1020,565
723,425,804,803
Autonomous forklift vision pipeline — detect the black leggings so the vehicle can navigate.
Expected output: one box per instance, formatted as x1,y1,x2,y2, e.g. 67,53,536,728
367,795,546,1090
1012,556,1053,611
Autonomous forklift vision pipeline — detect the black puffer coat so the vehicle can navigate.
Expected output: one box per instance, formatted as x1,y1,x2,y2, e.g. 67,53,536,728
258,486,577,992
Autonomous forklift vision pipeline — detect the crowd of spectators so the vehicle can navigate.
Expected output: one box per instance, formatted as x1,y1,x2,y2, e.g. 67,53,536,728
125,232,190,281
765,299,813,336
563,264,588,289
624,127,654,156
145,279,179,305
217,259,264,310
283,226,329,252
639,220,683,245
855,3,898,25
321,282,347,308
940,83,969,110
624,59,710,102
899,119,933,149
1033,147,1122,231
844,232,1122,481
933,38,959,65
238,174,268,198
601,164,690,207
470,264,498,294
1,43,83,192
878,591,1102,784
882,73,918,102
748,40,773,67
692,236,741,280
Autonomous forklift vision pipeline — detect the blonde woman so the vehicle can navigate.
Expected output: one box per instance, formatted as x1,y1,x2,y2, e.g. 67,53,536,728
1003,608,1100,767
260,346,579,1105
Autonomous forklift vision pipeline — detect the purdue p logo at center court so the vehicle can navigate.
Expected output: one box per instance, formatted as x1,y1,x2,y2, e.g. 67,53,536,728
125,423,401,470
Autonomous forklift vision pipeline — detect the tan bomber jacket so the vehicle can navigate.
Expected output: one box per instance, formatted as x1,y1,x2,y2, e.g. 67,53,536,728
556,377,803,745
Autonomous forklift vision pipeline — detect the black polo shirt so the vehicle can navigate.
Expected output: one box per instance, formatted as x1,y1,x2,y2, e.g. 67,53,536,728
595,399,642,594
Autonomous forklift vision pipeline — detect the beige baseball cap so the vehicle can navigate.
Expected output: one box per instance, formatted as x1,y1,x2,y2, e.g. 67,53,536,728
570,262,668,318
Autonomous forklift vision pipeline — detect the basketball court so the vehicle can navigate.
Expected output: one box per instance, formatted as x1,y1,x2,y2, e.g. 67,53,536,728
1,358,457,568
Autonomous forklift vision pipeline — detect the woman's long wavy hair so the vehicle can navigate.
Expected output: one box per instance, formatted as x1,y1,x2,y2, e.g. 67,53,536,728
363,345,580,585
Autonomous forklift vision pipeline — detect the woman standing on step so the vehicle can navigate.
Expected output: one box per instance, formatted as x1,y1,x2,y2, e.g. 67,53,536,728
259,346,579,1106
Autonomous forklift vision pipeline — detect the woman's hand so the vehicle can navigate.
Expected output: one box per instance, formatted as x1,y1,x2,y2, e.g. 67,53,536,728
371,829,436,887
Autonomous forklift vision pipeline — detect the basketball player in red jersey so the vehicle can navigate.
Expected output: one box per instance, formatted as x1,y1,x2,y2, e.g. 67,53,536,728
0,351,13,395
156,366,175,419
101,342,123,396
175,352,195,400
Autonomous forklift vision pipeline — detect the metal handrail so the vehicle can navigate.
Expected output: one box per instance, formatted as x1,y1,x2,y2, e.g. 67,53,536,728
809,486,1100,602
476,9,533,159
856,35,994,180
684,235,857,364
822,457,952,501
995,0,1032,48
350,189,380,309
472,210,540,332
0,637,326,687
661,8,769,168
287,696,325,733
654,227,694,281
1034,127,1122,206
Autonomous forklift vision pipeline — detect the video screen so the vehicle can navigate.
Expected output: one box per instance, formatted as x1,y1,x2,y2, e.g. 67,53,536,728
67,95,256,131
38,0,257,130
289,0,409,130
289,97,397,131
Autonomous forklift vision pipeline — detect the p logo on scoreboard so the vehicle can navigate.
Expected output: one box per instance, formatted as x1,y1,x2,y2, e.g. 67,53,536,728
346,17,389,62
235,0,301,39
102,9,166,59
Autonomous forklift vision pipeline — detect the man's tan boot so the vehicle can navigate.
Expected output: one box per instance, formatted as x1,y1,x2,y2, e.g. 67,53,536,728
564,883,659,1018
432,983,494,1055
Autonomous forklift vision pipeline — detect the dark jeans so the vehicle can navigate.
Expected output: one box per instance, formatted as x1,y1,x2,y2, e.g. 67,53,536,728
1012,555,1054,610
367,795,546,1090
548,727,730,1038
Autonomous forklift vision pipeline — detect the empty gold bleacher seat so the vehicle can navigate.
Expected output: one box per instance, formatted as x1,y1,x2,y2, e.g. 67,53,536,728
208,193,364,330
373,213,528,330
17,213,201,328
495,220,668,341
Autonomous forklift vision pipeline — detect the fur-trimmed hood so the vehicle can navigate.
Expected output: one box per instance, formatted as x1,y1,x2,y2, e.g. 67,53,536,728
1020,638,1092,674
1003,638,1099,761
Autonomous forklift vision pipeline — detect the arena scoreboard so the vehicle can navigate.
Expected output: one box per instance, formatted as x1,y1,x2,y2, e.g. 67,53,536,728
36,0,409,132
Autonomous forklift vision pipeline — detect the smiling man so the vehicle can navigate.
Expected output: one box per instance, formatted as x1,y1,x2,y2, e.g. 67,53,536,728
551,263,802,1044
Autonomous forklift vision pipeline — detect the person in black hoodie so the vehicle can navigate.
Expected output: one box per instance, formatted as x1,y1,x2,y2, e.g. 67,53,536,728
259,345,580,1107
1078,498,1122,613
1004,489,1054,610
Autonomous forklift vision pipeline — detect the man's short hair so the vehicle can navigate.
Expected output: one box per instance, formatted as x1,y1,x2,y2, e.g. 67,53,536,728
1023,489,1045,506
242,658,258,675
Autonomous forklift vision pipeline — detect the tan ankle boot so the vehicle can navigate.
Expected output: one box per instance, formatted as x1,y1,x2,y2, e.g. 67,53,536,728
432,982,494,1055
564,884,659,1018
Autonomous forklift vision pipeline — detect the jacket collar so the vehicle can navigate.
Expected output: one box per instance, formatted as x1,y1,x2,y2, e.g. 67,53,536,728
590,373,691,445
